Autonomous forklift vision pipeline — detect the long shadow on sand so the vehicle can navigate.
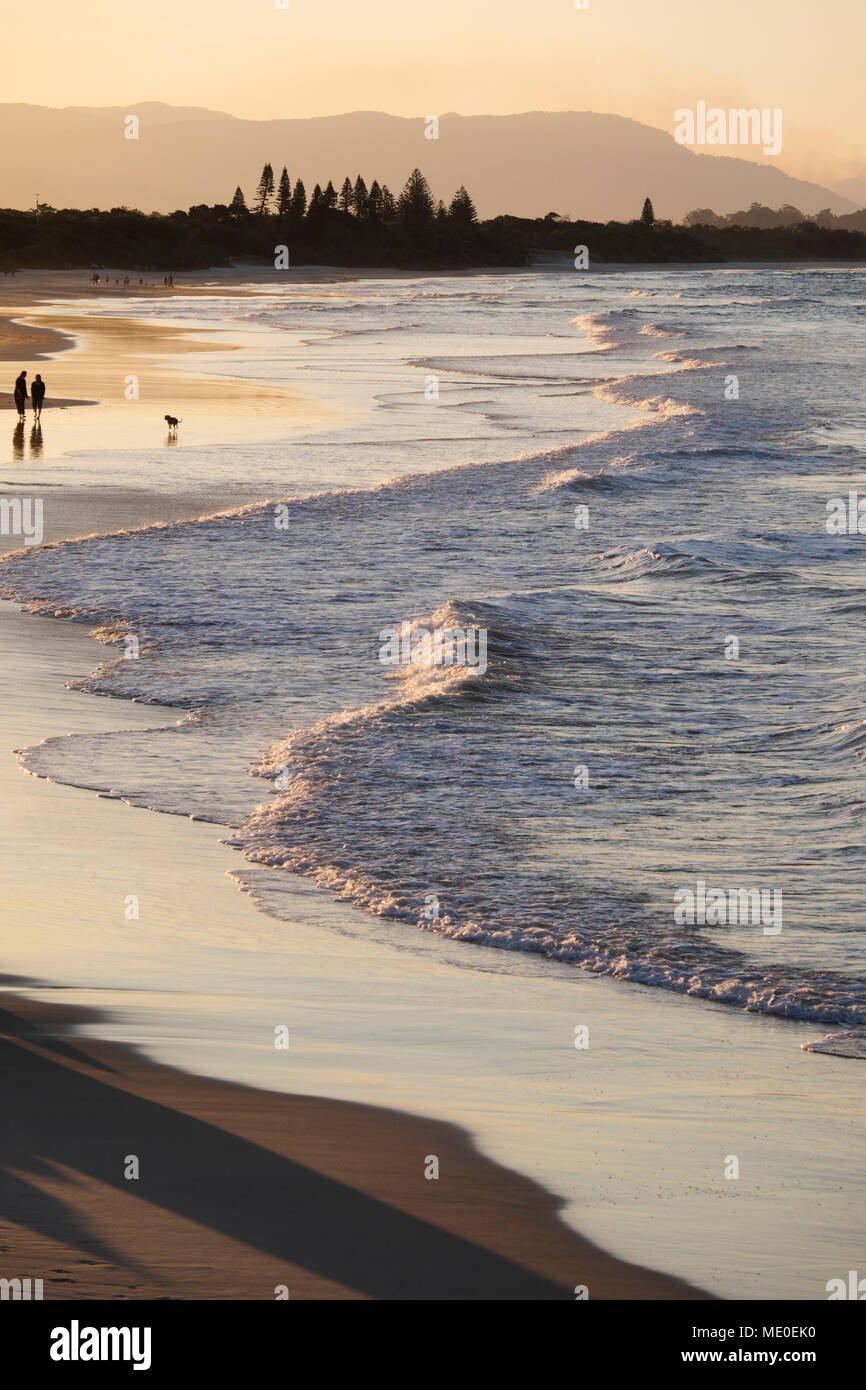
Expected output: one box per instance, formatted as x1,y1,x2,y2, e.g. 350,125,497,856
2,999,575,1300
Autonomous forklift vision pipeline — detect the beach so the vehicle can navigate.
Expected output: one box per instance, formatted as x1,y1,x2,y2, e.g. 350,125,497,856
3,985,709,1301
1,269,864,1303
2,271,695,1302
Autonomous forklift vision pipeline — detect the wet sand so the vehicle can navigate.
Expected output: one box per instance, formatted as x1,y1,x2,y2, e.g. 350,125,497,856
3,274,860,1303
0,272,712,1301
0,305,331,441
0,987,709,1300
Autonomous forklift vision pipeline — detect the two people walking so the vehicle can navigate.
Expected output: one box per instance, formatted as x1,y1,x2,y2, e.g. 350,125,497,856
13,370,46,420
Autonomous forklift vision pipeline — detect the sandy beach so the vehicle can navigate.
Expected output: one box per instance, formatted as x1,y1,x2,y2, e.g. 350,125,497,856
0,270,348,543
0,272,710,1301
2,271,864,1305
2,987,709,1300
2,0,864,1341
1,285,336,455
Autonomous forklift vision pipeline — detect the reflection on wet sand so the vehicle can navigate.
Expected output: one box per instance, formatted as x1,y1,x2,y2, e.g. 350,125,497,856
11,418,43,460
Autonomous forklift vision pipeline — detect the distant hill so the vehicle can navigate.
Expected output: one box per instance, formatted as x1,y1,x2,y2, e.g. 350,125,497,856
685,202,866,233
833,169,866,207
0,104,854,222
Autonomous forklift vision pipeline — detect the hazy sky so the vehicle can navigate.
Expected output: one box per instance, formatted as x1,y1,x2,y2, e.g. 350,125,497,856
7,0,863,185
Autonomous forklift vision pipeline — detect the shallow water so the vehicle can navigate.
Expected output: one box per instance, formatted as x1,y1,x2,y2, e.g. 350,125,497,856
4,267,866,1047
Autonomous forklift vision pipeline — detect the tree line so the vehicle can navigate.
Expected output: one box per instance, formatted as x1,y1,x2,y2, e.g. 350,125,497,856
219,164,479,229
685,201,866,233
1,185,864,271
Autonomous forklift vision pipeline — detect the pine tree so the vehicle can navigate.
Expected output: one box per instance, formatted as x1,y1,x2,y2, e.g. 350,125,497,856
291,179,307,219
398,168,435,225
277,168,292,219
323,180,337,210
641,196,655,227
229,185,248,219
353,175,369,219
254,163,275,215
381,185,397,219
448,186,477,225
307,183,324,217
339,177,354,213
435,199,448,223
367,180,383,221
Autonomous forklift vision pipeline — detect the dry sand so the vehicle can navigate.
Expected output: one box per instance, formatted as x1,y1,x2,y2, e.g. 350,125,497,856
0,312,75,363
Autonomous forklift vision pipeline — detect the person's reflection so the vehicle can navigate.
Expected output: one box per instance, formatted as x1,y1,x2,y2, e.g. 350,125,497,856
29,422,43,459
12,419,25,461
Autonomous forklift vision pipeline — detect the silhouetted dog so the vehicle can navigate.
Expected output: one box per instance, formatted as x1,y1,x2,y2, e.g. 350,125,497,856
164,415,182,434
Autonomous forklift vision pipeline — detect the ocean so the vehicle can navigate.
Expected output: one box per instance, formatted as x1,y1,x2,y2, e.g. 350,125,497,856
4,266,866,1055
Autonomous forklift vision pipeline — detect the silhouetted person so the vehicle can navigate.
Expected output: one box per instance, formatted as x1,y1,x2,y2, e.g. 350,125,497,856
31,375,45,419
13,371,27,418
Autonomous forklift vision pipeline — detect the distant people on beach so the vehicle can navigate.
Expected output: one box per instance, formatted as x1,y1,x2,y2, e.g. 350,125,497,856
88,271,140,287
13,370,27,418
10,370,46,419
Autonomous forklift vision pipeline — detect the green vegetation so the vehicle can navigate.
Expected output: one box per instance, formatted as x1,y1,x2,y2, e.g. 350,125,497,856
0,170,864,272
506,214,866,263
685,202,866,233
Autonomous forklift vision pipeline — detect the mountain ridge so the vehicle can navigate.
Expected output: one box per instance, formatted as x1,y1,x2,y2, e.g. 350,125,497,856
1,105,854,221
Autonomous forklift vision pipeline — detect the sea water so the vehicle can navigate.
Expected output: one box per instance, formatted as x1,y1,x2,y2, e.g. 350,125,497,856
3,267,866,1054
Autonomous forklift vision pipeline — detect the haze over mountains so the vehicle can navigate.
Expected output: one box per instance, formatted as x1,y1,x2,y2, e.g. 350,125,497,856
833,168,866,208
1,104,856,222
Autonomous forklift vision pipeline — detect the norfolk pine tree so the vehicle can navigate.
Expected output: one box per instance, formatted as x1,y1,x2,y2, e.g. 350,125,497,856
229,185,248,219
353,175,369,219
277,168,292,219
254,163,275,214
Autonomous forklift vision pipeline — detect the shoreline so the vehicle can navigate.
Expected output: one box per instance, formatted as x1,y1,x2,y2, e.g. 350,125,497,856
1,277,342,491
0,312,76,364
0,270,702,1302
0,985,708,1300
2,277,865,1301
2,591,864,1302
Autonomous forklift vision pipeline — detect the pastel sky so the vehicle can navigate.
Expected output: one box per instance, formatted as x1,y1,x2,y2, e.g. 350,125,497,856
7,0,863,185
